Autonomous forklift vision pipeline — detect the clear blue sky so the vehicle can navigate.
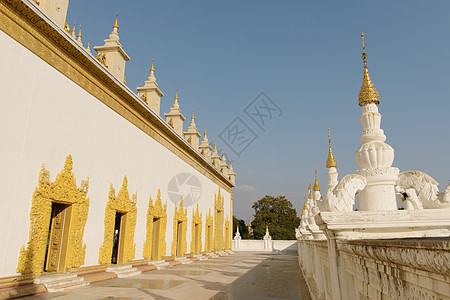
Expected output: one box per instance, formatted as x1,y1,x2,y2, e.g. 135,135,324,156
67,1,450,223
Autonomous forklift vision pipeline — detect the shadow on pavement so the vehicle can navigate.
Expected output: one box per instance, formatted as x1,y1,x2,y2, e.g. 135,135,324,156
210,248,311,300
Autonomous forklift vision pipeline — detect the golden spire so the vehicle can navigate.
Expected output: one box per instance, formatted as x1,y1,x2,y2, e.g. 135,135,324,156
71,21,76,37
64,20,71,33
308,181,313,199
326,128,337,168
150,57,155,73
191,111,195,121
301,193,307,216
313,164,320,191
174,88,178,100
77,26,82,38
86,41,91,53
358,32,379,106
113,11,119,29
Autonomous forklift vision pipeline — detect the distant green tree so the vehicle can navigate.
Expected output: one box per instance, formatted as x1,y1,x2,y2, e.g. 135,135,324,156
251,195,300,240
232,216,249,239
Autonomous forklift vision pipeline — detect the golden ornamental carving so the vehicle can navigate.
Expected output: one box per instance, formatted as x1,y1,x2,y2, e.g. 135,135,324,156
205,208,213,252
143,189,167,260
95,53,107,66
190,204,202,254
141,93,148,104
171,199,187,256
17,155,89,275
98,176,137,265
213,188,225,251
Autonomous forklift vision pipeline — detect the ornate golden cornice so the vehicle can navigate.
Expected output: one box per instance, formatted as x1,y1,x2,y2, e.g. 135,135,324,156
0,0,232,193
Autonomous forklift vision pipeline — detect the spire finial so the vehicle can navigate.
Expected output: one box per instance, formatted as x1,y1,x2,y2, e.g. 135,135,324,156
150,57,155,73
191,110,195,120
71,21,76,38
64,20,71,33
361,32,367,68
175,88,178,100
77,25,82,38
308,180,313,199
358,32,380,106
113,11,119,29
313,163,320,191
301,192,307,216
326,128,337,168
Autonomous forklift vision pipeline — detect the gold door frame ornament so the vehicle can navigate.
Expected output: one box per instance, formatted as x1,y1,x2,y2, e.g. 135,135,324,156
17,155,89,275
190,204,202,254
213,188,225,251
205,208,213,252
224,217,230,250
98,176,137,265
143,189,167,260
171,199,187,257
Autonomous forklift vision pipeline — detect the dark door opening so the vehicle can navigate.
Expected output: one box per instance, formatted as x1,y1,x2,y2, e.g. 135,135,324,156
111,212,124,264
176,221,182,257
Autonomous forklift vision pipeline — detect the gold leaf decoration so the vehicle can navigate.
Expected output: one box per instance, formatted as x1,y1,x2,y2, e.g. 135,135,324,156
17,155,89,275
143,189,167,260
98,176,137,265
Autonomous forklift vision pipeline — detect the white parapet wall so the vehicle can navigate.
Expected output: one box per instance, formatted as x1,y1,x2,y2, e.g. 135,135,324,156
297,210,450,300
233,240,297,252
297,237,450,300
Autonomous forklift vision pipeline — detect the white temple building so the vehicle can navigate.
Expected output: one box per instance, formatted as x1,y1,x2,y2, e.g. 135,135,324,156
0,0,235,297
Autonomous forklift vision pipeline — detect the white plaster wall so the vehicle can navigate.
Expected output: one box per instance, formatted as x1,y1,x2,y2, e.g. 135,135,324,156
0,30,232,277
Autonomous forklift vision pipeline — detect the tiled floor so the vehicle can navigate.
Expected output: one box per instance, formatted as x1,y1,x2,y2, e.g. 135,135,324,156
22,247,311,300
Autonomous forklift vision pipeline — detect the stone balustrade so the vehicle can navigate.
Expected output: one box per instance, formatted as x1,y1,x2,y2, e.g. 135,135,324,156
297,215,450,300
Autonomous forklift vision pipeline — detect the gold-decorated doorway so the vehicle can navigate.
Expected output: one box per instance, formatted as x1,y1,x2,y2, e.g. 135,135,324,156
98,176,137,265
143,189,167,260
17,155,90,275
171,199,187,257
190,204,202,254
213,188,224,251
205,209,213,252
225,217,230,250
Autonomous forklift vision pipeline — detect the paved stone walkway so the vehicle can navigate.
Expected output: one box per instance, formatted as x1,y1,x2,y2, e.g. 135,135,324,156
22,247,310,300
